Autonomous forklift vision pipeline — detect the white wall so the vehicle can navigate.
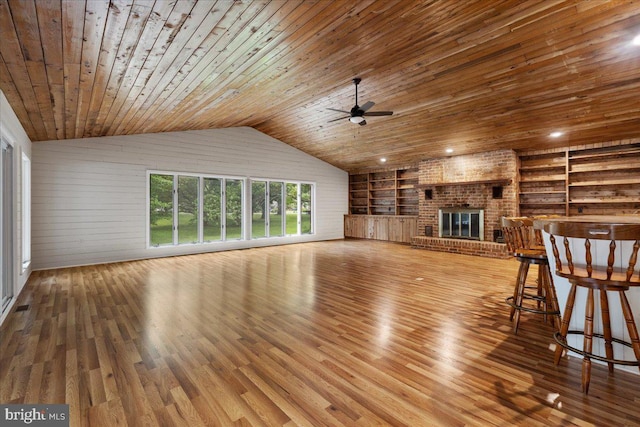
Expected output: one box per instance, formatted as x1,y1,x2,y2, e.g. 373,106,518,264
0,90,32,324
32,128,348,269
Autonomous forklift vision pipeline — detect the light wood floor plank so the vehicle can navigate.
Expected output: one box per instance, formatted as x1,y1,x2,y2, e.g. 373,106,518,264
2,239,639,425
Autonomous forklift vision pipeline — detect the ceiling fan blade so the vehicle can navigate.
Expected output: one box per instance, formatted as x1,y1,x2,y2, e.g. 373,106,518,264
364,111,393,116
328,116,350,123
360,101,375,112
327,107,350,114
359,120,367,126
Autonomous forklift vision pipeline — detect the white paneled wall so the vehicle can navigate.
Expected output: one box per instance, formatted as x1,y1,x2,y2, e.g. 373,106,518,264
32,127,347,269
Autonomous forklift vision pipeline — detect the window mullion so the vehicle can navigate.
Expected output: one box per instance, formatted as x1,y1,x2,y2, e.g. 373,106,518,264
221,179,226,241
198,177,204,243
265,183,270,238
297,183,302,235
173,175,178,245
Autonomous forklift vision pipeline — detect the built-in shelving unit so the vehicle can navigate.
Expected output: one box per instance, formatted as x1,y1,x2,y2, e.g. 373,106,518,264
348,167,419,215
518,143,640,216
518,150,568,216
567,144,640,215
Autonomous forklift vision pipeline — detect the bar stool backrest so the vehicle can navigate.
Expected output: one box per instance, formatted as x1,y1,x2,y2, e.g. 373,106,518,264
543,222,640,286
501,217,537,254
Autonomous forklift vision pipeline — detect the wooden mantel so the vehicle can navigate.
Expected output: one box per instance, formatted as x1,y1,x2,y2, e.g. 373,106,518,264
415,179,512,189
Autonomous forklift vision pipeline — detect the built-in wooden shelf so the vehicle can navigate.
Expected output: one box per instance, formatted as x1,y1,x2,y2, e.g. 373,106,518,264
349,167,419,215
518,143,640,216
519,191,566,195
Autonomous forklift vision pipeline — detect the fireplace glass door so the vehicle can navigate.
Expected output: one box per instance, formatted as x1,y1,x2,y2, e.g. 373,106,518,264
439,208,484,240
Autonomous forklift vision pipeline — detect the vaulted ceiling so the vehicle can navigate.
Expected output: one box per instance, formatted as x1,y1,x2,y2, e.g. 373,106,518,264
1,0,639,172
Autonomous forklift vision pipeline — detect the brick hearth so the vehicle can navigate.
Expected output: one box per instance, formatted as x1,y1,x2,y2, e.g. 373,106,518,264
411,236,510,259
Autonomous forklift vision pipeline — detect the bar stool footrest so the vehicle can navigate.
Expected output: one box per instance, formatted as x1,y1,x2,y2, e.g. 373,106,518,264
554,330,640,367
505,296,560,316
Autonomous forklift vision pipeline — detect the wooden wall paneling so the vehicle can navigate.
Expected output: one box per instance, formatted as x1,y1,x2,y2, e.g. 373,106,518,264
13,2,60,140
121,0,241,135
0,57,37,139
123,0,240,134
9,0,58,139
61,0,85,139
114,0,211,135
0,0,47,139
135,0,278,133
89,1,154,137
99,0,178,136
3,1,640,172
344,216,417,244
108,0,197,135
35,1,65,140
75,0,110,138
84,0,133,136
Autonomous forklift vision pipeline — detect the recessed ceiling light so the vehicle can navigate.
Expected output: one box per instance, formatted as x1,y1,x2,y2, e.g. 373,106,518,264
632,34,640,46
445,148,453,154
549,131,563,138
380,157,387,163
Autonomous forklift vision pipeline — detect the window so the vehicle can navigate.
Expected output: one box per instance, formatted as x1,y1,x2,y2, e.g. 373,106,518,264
269,182,284,237
203,178,222,242
225,179,243,240
149,172,245,247
178,175,199,244
253,180,314,237
286,183,298,235
251,181,267,239
149,172,314,248
21,153,30,271
301,183,312,235
149,174,174,246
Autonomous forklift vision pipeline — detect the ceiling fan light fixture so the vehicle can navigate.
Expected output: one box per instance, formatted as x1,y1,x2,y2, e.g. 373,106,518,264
350,116,365,124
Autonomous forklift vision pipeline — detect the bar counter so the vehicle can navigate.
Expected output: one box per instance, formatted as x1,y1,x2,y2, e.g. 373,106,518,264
534,215,640,375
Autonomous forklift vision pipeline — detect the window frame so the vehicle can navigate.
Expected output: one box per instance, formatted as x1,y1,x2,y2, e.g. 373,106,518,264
250,178,315,238
147,171,246,248
21,152,30,272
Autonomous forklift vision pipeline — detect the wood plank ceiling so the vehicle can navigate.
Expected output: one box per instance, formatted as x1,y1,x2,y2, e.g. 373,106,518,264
1,0,639,172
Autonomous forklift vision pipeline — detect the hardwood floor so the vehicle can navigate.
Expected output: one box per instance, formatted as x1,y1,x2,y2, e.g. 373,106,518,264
1,239,639,426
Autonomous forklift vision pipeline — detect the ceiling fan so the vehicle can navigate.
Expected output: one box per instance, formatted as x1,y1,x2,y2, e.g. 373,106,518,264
328,78,393,126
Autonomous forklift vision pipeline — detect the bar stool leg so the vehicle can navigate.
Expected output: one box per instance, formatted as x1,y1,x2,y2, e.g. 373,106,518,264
512,260,530,334
542,265,561,331
555,283,577,365
537,266,545,316
582,288,595,394
510,260,528,321
619,291,640,373
600,290,614,373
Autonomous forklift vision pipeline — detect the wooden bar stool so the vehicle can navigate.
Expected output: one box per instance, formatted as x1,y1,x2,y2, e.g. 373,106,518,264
544,221,640,394
501,217,561,334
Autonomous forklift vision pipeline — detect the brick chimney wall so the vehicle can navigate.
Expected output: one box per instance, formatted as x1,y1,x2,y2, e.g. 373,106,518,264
418,150,518,241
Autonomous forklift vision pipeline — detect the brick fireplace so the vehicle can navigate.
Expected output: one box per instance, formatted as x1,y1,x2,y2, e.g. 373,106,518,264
411,150,518,258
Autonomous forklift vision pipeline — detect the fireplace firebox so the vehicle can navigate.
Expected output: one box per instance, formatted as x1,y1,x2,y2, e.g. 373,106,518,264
438,208,484,240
